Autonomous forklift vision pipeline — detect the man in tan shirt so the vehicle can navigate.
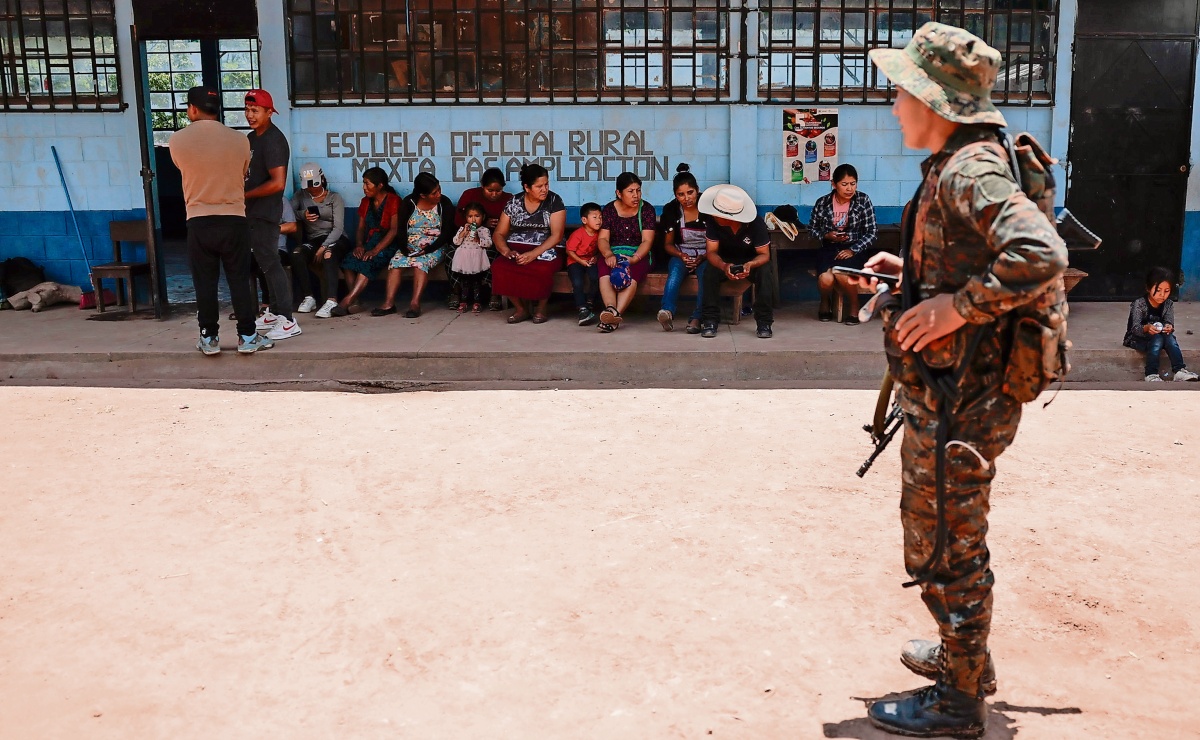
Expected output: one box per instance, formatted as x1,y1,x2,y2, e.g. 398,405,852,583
169,86,273,354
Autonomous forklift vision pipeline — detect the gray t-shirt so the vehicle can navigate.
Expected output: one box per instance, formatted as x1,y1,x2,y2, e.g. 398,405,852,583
291,189,347,246
245,122,290,222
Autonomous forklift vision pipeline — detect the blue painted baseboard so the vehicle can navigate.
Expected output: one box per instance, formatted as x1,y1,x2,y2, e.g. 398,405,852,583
0,209,147,288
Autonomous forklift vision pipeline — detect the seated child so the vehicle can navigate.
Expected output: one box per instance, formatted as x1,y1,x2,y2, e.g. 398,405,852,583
1123,266,1198,381
450,202,493,313
566,202,603,326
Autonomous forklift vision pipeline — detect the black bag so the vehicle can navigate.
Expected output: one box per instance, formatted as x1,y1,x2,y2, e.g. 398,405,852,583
0,257,46,295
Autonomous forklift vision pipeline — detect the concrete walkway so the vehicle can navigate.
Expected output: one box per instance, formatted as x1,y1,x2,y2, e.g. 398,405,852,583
1,298,1197,388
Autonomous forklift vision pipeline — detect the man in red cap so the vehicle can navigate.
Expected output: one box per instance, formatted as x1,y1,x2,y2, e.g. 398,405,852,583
243,88,301,340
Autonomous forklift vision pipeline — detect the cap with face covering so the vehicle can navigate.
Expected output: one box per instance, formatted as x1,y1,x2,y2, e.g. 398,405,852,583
698,184,758,224
299,162,325,189
868,21,1007,127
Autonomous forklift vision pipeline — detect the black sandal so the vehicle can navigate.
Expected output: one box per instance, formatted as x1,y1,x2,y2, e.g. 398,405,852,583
371,306,396,317
599,306,622,327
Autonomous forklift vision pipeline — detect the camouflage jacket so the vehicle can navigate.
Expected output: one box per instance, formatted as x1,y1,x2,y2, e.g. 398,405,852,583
885,125,1068,413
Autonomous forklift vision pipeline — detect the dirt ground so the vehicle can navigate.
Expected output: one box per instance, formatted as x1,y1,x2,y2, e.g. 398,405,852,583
1,387,1196,739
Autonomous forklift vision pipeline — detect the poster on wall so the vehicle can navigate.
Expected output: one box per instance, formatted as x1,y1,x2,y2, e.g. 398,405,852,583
782,108,839,185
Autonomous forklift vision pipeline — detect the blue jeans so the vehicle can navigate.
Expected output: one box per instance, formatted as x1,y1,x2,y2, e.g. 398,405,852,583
662,257,706,320
1146,333,1186,375
567,262,599,310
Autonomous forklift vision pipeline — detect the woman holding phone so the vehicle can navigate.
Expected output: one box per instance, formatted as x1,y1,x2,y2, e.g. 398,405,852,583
808,163,877,324
289,162,350,313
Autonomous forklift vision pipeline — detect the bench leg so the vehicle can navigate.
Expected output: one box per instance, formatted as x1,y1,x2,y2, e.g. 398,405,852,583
125,274,137,313
833,291,845,323
732,294,741,325
92,275,104,313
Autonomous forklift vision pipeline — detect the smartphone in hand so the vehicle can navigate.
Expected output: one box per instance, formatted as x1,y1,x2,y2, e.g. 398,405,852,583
729,264,745,276
306,205,320,217
832,265,900,287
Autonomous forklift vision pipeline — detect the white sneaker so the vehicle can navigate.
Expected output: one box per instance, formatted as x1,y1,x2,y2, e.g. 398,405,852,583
1173,368,1199,382
315,299,337,319
255,310,280,331
266,316,302,340
1145,374,1163,382
297,296,318,313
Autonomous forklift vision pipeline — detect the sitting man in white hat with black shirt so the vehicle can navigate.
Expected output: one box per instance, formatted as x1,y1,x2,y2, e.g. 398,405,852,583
697,184,776,338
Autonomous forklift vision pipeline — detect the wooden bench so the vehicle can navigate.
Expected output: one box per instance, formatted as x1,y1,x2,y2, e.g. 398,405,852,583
549,269,753,324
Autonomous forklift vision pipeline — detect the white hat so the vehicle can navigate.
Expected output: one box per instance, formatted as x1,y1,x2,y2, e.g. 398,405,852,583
698,184,757,223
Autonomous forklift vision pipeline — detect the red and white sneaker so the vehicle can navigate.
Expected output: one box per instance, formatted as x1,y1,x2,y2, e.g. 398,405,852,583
265,316,302,340
255,310,281,332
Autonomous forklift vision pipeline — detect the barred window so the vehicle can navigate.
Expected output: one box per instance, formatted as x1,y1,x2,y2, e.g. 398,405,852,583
0,0,121,110
287,0,729,105
757,1,1058,105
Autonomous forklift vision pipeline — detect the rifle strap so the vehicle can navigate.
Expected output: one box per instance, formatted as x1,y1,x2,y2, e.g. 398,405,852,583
897,173,991,588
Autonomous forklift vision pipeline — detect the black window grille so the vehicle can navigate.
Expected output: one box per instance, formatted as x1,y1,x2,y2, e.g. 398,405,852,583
757,0,1058,105
0,0,121,111
286,0,729,105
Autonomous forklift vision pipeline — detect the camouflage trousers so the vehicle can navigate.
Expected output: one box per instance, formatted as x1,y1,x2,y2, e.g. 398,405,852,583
899,391,1021,698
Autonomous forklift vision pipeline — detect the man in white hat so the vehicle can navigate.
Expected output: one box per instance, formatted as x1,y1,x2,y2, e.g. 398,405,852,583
696,184,776,338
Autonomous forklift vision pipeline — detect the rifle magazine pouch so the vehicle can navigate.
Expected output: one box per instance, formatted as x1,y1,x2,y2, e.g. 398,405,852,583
883,322,923,387
1003,316,1056,402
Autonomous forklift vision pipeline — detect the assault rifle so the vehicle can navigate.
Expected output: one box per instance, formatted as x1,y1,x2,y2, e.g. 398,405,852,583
857,370,902,477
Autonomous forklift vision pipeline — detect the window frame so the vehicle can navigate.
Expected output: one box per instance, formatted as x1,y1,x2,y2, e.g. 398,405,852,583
756,0,1059,106
0,0,123,112
283,2,1060,106
285,0,731,106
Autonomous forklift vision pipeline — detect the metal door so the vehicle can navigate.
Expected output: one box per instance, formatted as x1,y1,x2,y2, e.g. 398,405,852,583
1066,0,1199,298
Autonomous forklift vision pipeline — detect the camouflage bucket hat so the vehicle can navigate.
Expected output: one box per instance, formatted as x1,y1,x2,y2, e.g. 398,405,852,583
869,22,1007,127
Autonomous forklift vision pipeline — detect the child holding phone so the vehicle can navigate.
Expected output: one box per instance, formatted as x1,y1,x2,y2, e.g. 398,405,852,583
1123,266,1199,381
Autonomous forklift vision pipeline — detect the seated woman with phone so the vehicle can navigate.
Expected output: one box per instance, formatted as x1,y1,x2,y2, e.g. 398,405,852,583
808,163,878,325
289,162,350,314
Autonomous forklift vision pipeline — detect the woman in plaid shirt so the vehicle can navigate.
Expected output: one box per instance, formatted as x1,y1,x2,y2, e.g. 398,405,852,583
809,163,877,324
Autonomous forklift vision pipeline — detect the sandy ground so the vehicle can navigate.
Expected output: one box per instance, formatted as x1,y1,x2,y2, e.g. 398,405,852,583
1,387,1196,739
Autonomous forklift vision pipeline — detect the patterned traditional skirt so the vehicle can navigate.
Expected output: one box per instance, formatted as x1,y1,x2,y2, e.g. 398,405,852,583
491,243,562,300
389,247,445,273
341,244,398,279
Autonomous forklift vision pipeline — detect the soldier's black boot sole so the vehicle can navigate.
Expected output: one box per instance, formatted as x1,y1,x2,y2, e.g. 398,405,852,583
900,639,997,696
868,683,987,739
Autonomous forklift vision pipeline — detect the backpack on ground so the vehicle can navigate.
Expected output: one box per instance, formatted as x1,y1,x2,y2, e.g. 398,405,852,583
0,257,47,296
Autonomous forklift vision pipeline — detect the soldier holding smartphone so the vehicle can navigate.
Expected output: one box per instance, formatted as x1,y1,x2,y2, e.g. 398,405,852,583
850,24,1067,738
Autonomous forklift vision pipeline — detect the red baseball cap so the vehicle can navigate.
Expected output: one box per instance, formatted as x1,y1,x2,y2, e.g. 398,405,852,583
244,89,275,112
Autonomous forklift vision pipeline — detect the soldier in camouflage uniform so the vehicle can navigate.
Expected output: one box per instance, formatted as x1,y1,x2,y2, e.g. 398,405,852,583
857,23,1068,738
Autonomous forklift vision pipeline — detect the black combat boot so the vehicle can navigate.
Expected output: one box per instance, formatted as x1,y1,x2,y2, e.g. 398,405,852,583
900,639,997,696
868,682,986,738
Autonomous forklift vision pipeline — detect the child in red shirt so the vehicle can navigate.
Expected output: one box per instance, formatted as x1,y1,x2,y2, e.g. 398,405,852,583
566,202,603,326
